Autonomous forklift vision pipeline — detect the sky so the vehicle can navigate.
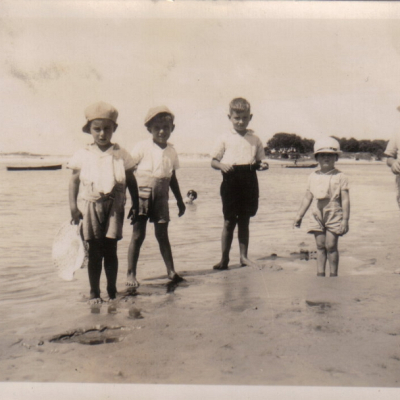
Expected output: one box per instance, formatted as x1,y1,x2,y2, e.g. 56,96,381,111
1,1,400,156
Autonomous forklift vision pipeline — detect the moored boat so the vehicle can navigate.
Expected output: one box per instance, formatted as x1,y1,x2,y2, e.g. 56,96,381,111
284,163,318,169
7,164,62,171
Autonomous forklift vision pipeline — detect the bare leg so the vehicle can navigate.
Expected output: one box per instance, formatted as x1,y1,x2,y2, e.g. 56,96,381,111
103,238,118,299
314,232,327,276
87,239,103,301
126,218,147,288
237,215,258,267
325,230,339,276
154,222,182,281
213,218,236,269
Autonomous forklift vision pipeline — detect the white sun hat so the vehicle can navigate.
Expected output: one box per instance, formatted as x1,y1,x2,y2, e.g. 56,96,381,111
314,137,341,155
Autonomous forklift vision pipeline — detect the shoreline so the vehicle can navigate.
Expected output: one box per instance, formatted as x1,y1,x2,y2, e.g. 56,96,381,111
0,154,387,168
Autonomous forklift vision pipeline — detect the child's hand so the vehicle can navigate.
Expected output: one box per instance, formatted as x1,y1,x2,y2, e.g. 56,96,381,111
177,200,186,217
70,208,83,225
257,161,269,171
391,160,400,175
220,163,234,173
340,220,349,235
127,206,137,225
293,217,302,229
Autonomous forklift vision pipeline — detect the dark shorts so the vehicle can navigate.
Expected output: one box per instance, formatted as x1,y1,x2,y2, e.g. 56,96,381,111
220,168,259,219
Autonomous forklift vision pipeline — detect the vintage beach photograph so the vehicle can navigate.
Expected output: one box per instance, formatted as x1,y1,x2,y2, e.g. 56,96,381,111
1,1,400,399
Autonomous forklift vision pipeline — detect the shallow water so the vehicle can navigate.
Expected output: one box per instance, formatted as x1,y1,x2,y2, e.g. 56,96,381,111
0,159,399,333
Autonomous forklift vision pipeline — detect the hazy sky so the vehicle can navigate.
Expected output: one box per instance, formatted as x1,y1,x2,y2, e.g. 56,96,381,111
2,1,400,155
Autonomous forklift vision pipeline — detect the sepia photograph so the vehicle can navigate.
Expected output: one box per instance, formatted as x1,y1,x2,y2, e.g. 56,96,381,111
1,1,400,399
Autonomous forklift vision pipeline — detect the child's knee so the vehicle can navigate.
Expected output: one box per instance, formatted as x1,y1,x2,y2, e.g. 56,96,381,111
325,243,338,253
224,218,236,230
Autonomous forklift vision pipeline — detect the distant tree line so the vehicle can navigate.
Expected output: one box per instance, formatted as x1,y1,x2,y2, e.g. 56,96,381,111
265,133,388,159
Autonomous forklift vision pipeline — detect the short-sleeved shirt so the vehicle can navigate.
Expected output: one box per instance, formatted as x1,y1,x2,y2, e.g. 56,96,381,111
211,129,265,165
384,134,400,159
307,169,349,202
67,143,135,202
130,139,179,188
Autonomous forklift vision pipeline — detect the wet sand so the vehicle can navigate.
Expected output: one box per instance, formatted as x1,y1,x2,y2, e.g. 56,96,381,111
1,159,400,399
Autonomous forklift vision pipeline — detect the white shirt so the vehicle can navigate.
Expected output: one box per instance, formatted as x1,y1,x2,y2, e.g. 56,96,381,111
131,139,179,187
67,143,135,201
385,133,400,159
211,129,265,165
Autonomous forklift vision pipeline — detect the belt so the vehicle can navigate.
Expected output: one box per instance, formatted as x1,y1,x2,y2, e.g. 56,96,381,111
232,163,259,171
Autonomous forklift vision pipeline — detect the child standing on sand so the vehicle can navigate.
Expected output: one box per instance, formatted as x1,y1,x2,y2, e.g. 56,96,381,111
293,137,350,277
68,101,138,304
211,97,269,270
126,106,185,288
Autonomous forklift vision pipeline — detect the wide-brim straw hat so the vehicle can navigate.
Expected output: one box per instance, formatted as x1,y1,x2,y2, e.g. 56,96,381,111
82,101,118,133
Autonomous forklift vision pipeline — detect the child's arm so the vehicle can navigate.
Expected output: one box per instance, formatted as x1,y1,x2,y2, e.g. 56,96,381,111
211,158,234,173
293,191,313,228
170,171,185,217
387,156,400,175
69,170,83,224
340,189,350,235
125,168,139,225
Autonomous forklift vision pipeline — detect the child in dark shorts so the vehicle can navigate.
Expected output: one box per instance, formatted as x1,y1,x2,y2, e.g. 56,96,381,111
211,97,269,270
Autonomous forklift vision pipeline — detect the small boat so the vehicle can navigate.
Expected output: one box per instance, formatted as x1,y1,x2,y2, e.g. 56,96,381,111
7,164,62,171
284,163,318,169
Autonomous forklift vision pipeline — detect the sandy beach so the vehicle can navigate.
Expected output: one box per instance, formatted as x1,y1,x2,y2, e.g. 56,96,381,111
1,157,400,400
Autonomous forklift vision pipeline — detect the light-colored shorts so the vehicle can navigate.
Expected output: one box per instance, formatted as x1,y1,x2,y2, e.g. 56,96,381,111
138,178,170,224
82,185,126,241
307,202,344,236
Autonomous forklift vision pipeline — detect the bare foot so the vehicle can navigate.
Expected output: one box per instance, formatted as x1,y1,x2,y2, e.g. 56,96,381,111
240,257,258,267
88,297,103,305
213,262,228,270
168,271,184,282
126,275,140,288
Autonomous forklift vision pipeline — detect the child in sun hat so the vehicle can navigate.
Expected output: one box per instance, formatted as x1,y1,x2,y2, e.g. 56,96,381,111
293,136,350,277
126,105,185,288
68,101,139,304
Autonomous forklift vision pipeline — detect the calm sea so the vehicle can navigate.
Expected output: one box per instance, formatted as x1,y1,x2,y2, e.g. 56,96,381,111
0,157,399,333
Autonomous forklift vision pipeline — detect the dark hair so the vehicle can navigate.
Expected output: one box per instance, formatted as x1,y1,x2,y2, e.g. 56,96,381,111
145,113,174,129
187,190,197,200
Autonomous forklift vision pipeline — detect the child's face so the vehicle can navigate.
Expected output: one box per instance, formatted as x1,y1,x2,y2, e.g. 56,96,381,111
90,119,116,150
228,110,252,134
148,116,175,148
316,153,337,170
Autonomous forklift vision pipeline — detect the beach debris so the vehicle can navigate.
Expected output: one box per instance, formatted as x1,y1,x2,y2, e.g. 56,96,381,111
52,221,88,281
128,307,143,319
49,325,125,345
